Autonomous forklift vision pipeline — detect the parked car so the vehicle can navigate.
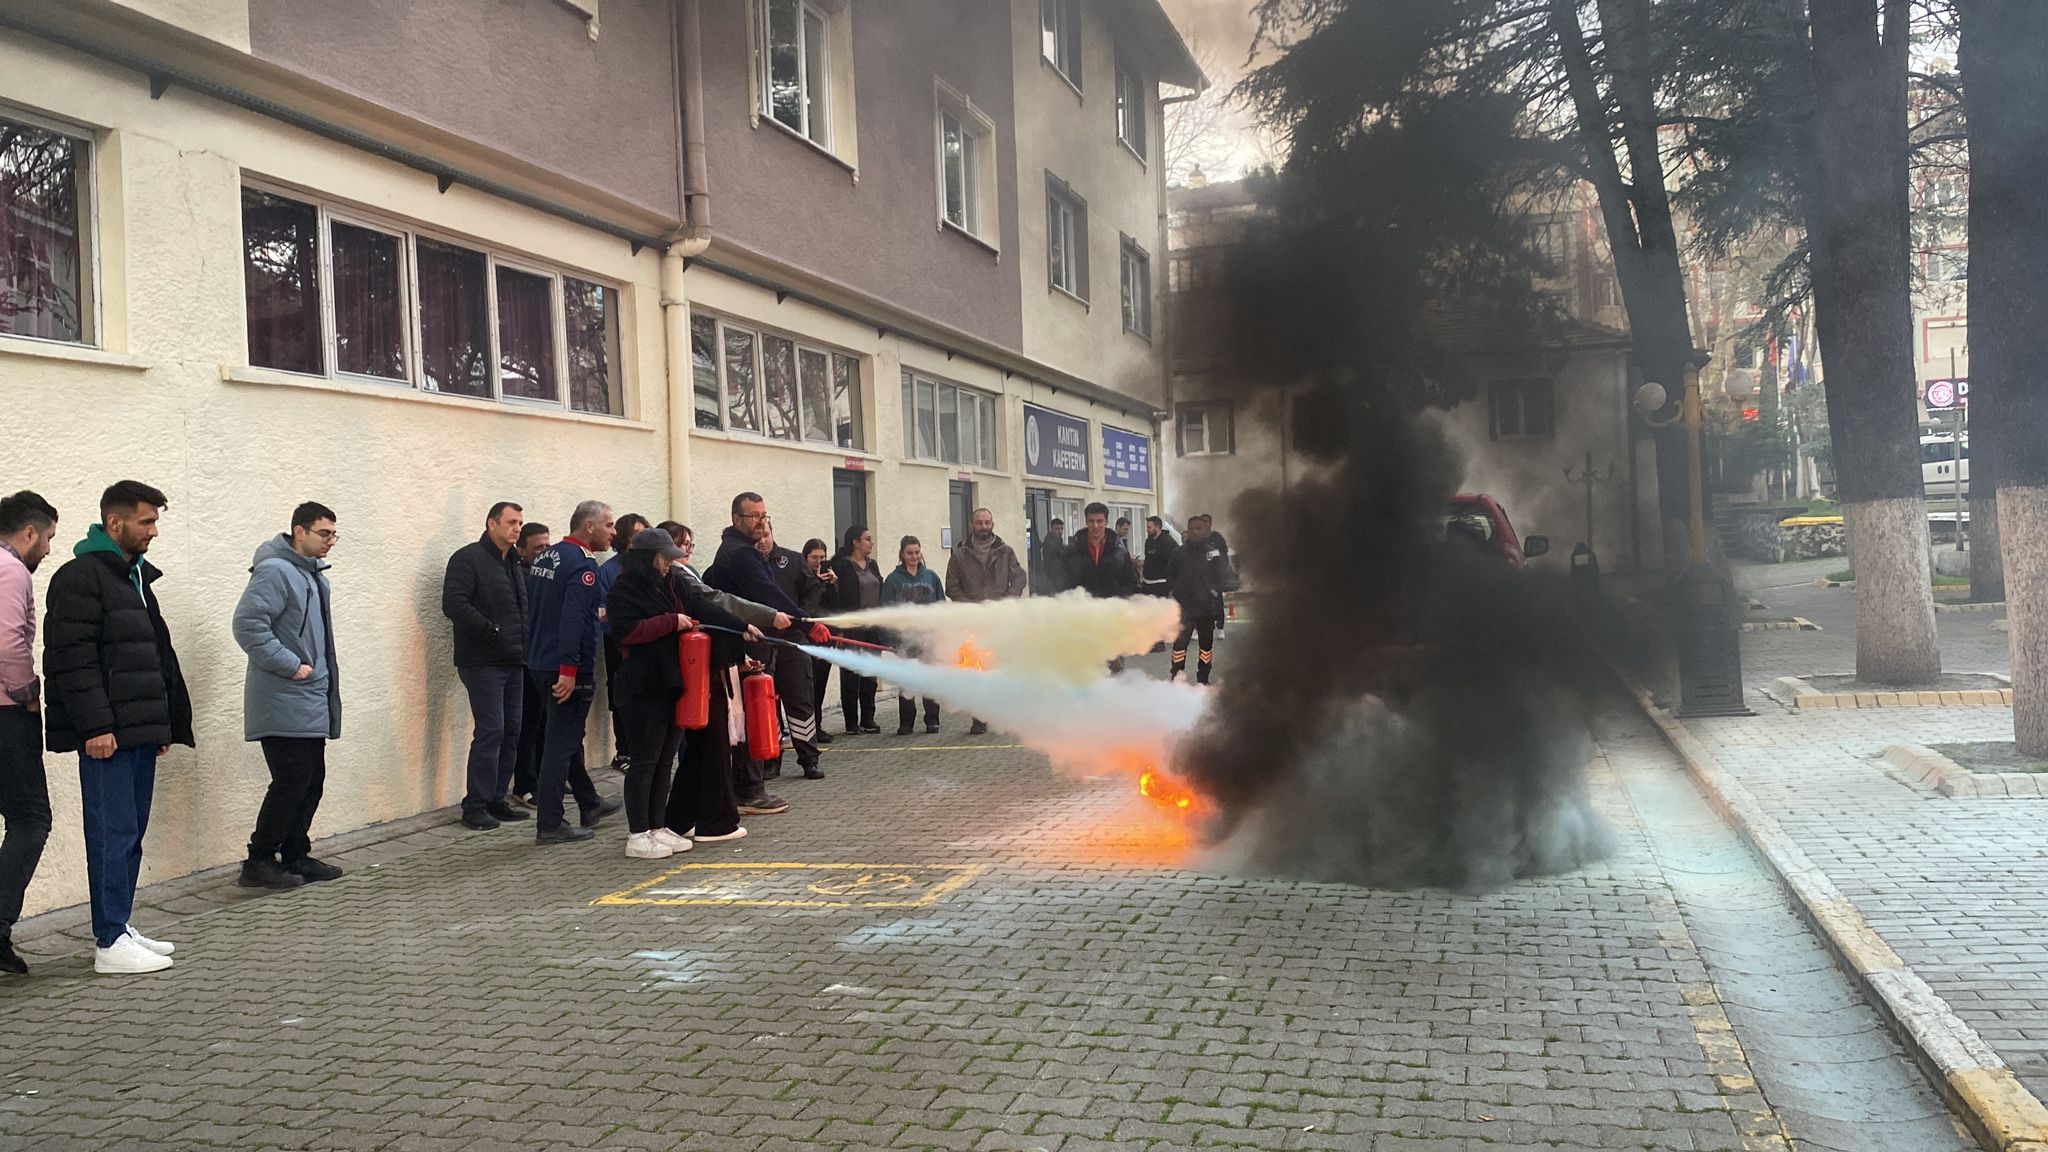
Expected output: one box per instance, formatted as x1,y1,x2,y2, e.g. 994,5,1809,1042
1442,493,1550,567
1921,435,1969,499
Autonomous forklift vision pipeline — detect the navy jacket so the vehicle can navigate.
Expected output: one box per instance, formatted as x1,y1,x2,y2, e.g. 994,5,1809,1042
527,537,603,681
706,527,805,618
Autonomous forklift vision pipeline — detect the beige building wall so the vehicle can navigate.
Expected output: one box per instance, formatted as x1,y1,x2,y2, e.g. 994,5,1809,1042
1008,0,1168,409
2,32,670,918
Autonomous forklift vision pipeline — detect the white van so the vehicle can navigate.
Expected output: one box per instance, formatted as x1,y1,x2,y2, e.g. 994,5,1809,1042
1922,434,1969,499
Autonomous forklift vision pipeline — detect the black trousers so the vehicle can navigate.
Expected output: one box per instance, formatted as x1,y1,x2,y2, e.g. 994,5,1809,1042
769,645,818,769
811,657,832,719
1171,616,1217,684
898,695,940,729
529,671,602,832
513,670,547,797
457,664,524,814
838,658,877,731
667,672,741,839
0,707,51,941
249,736,326,862
617,691,683,834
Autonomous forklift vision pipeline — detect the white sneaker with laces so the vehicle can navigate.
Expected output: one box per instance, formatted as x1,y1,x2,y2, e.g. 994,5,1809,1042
692,826,748,843
94,935,173,975
651,828,693,853
124,926,174,956
625,832,673,860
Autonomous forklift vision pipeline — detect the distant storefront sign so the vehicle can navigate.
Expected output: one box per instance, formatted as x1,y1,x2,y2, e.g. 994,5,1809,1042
1925,378,1969,410
1023,403,1091,483
1102,426,1153,491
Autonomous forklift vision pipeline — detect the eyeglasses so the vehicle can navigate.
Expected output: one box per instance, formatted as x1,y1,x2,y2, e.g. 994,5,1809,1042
736,511,767,522
311,529,340,541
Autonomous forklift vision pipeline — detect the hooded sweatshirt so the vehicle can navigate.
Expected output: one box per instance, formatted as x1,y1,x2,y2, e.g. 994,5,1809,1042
231,534,341,741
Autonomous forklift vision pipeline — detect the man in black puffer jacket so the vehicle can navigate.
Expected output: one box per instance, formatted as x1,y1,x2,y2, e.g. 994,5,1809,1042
442,501,535,831
43,481,192,976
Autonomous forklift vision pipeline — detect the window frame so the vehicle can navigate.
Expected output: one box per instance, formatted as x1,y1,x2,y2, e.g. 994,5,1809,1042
756,0,834,150
690,308,866,451
1045,173,1088,303
901,368,1000,469
1487,378,1557,441
1039,0,1083,93
934,81,999,249
0,106,101,349
238,180,624,417
1119,234,1151,339
1115,56,1148,164
1176,401,1235,457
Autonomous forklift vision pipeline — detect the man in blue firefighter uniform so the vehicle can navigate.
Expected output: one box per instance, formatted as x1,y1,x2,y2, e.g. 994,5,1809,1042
525,500,619,844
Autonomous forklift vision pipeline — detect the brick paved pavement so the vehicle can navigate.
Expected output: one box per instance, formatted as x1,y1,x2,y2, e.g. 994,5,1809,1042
1665,563,2048,1107
0,653,1966,1150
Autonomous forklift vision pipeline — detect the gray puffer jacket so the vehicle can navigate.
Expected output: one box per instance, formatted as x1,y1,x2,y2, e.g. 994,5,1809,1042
232,535,341,741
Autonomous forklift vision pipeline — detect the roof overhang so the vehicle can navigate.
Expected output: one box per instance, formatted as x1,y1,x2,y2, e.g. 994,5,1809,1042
1108,0,1206,91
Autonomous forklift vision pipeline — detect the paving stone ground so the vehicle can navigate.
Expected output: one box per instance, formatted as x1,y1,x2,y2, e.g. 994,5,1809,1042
1668,562,2048,1105
0,643,1966,1151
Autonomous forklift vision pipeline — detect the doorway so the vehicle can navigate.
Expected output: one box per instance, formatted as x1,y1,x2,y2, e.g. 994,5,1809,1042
947,480,976,551
832,469,868,552
1025,487,1054,591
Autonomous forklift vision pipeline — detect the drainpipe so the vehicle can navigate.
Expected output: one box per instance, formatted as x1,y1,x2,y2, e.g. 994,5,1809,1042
663,0,712,523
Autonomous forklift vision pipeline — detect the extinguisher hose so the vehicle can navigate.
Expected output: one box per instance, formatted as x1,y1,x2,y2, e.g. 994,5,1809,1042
694,623,895,655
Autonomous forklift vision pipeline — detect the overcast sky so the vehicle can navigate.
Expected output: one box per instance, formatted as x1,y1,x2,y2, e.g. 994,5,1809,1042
1157,0,1274,182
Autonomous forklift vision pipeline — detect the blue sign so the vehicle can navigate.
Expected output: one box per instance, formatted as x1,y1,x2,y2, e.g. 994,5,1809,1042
1102,426,1153,491
1023,403,1091,483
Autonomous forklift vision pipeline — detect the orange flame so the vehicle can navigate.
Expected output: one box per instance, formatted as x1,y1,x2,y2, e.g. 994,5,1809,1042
1138,770,1198,813
955,639,994,670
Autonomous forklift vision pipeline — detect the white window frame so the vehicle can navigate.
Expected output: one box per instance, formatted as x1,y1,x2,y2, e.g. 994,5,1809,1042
1115,57,1148,163
1119,234,1151,339
901,368,1000,469
1046,175,1086,302
1177,401,1234,457
0,106,101,348
755,0,834,149
1039,0,1082,92
692,309,865,450
240,180,624,417
934,81,998,249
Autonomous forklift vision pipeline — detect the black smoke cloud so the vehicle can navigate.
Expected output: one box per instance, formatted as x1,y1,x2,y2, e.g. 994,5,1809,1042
1174,126,1618,891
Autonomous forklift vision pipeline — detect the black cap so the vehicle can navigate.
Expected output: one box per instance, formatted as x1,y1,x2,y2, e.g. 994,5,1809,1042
630,528,688,561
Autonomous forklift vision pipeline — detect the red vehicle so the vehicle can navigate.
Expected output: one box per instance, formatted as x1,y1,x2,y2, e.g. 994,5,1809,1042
1443,494,1549,567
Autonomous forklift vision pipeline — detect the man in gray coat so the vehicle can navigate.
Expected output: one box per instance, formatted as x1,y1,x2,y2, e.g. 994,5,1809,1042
944,508,1027,735
233,502,342,891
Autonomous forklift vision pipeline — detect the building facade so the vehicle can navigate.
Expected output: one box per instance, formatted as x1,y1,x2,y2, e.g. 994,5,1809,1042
0,0,1196,919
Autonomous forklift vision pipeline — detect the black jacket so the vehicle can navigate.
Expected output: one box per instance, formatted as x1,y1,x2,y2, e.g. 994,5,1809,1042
1065,532,1139,599
1143,530,1179,583
826,555,883,614
43,549,194,753
707,527,805,618
441,534,528,667
608,567,748,701
1031,536,1071,594
1167,536,1231,618
763,545,828,625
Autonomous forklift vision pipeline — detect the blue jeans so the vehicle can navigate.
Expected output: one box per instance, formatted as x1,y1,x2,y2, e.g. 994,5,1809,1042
528,670,599,831
458,665,525,813
78,745,157,949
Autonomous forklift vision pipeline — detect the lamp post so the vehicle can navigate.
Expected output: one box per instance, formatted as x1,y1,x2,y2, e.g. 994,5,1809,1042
1637,360,1753,718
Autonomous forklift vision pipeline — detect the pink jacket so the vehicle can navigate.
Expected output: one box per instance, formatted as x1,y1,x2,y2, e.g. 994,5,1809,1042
0,543,34,706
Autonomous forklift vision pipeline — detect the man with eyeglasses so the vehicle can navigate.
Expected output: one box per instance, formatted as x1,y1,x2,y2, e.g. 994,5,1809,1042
233,502,345,891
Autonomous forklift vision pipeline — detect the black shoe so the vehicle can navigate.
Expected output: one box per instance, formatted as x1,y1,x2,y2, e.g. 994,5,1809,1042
738,794,790,815
286,857,344,883
764,765,783,780
969,721,988,736
461,809,501,831
485,800,531,823
237,858,306,890
802,765,825,780
580,798,623,828
609,753,630,772
816,731,835,745
0,938,25,976
896,724,913,736
536,824,596,845
926,722,940,734
858,722,881,735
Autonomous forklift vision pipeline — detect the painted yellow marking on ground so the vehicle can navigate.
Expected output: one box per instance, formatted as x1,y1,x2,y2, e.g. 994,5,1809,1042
592,862,988,909
828,743,1025,753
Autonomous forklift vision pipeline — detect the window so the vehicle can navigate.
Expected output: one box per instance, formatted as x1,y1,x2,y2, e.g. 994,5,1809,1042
1119,236,1151,338
242,188,321,374
238,185,625,415
690,311,865,449
1177,401,1234,456
1116,59,1147,159
902,369,999,468
935,85,998,246
1046,174,1087,300
0,114,93,345
1488,378,1556,440
1040,0,1082,89
759,0,830,146
1928,247,1969,282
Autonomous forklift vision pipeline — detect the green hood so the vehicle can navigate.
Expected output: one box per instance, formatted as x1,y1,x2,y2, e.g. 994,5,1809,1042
75,524,145,596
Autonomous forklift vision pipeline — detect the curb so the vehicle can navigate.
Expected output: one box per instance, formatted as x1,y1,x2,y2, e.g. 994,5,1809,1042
1613,666,2048,1152
1764,674,2013,710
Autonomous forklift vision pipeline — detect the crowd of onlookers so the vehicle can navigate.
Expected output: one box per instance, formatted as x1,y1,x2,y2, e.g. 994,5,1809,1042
0,483,1237,977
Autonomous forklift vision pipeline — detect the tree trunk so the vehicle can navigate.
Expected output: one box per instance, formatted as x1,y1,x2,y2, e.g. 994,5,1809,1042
1959,0,2048,753
1806,0,1941,685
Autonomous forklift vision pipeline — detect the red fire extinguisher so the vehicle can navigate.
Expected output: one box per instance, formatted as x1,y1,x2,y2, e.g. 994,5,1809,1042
742,670,782,761
676,629,711,730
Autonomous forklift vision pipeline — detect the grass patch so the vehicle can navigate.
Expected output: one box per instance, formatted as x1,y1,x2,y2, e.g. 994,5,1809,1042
1930,742,2048,774
1822,569,1970,588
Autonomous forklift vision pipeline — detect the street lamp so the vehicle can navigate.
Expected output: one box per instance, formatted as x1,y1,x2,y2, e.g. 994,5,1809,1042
1637,362,1753,718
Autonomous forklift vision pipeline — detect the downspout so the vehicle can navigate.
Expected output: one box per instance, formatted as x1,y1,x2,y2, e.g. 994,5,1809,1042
663,0,712,524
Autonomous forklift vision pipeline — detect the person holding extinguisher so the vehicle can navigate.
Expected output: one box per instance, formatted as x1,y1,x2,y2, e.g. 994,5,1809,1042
606,529,753,860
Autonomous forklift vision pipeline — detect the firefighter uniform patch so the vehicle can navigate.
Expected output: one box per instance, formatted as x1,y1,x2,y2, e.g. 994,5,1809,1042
581,570,596,586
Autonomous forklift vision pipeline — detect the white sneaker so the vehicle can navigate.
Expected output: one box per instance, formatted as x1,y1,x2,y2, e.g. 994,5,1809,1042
625,832,673,860
692,826,748,843
651,828,693,853
124,926,174,956
94,935,173,975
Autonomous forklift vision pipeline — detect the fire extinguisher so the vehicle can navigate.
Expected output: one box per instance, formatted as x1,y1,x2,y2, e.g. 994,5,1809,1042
676,629,711,730
742,670,782,761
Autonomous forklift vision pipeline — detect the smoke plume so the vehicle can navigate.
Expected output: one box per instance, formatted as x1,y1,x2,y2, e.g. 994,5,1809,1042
816,592,1179,684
